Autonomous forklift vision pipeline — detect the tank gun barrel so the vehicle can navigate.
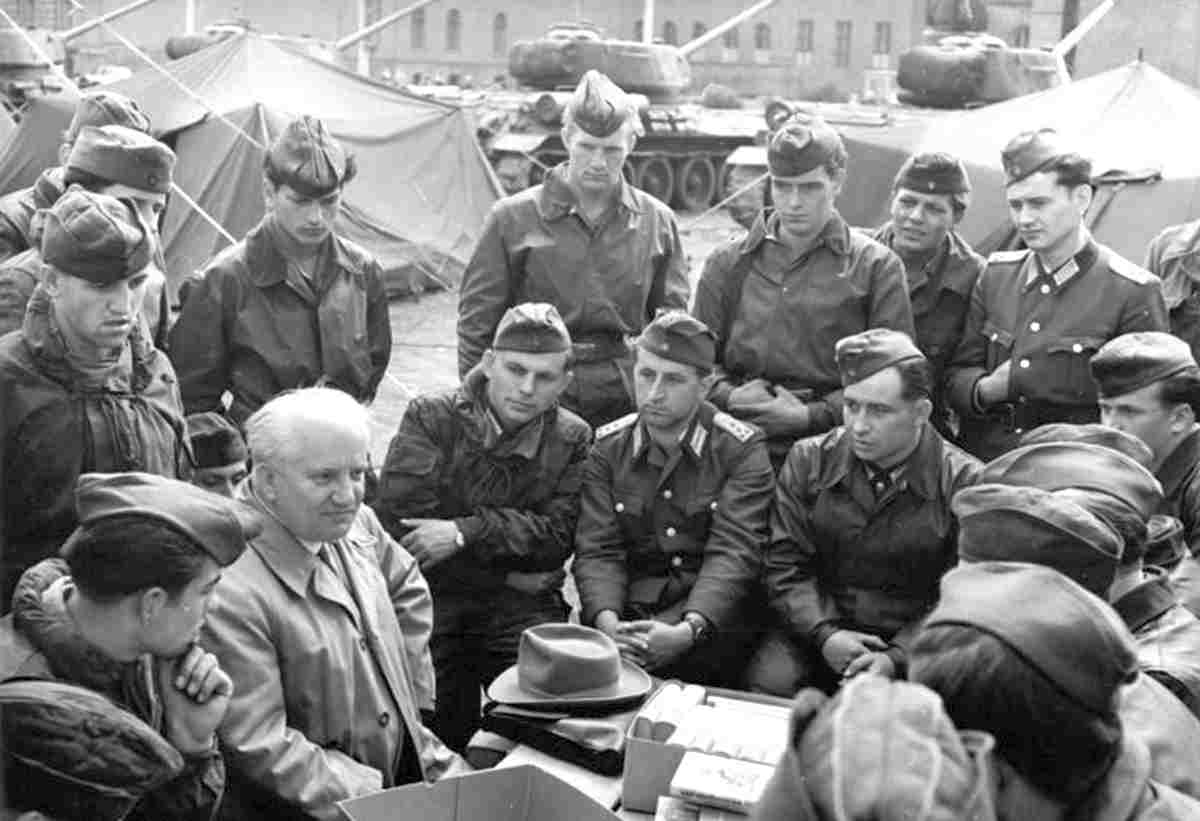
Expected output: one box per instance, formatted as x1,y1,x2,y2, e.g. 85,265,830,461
56,0,158,42
1051,0,1114,59
334,0,439,51
677,0,778,58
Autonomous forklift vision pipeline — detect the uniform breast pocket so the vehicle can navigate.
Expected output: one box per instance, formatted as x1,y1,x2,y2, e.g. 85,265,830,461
516,236,569,303
981,321,1014,371
682,497,717,542
612,495,648,543
1045,336,1106,400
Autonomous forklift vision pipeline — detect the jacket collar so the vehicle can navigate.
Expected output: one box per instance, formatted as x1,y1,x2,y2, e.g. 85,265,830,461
1113,567,1179,632
1156,427,1200,501
21,284,156,392
10,558,128,692
1023,237,1099,291
460,366,546,460
243,217,366,290
537,163,643,222
825,423,941,501
874,223,978,298
632,401,715,464
740,209,852,258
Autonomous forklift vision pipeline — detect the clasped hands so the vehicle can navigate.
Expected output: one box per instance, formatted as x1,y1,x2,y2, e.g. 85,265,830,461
595,611,692,672
727,379,811,437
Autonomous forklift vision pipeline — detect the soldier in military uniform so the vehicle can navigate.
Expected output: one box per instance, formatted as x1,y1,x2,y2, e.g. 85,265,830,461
573,312,774,687
750,329,981,696
693,119,914,465
945,128,1168,461
168,116,392,425
457,70,689,428
869,152,985,441
1091,332,1200,613
374,303,591,751
1146,218,1200,363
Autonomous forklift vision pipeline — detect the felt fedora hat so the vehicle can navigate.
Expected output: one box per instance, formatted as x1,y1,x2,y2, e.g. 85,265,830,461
487,623,652,710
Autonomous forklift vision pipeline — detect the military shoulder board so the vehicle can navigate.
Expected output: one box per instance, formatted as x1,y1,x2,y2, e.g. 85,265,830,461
595,413,638,440
987,249,1029,265
713,412,756,443
1107,253,1156,284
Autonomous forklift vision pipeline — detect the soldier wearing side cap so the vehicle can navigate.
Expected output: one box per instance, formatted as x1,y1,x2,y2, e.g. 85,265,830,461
373,303,591,751
1145,218,1200,364
945,128,1168,462
573,311,775,688
185,411,248,498
911,562,1200,819
953,474,1200,794
457,70,689,428
0,90,150,264
694,119,915,465
868,152,986,441
0,471,260,820
168,115,392,426
0,125,178,344
0,188,187,612
750,329,980,696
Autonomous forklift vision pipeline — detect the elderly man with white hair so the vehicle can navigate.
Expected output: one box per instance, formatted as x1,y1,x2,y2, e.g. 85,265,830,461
201,387,464,821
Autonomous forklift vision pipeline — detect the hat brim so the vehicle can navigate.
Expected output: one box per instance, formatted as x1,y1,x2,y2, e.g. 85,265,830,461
485,658,653,711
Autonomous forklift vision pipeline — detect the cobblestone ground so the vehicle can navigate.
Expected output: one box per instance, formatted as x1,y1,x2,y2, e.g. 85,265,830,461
368,207,740,464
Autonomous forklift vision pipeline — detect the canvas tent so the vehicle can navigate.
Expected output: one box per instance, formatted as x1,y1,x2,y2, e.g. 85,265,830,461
0,32,501,296
0,90,74,195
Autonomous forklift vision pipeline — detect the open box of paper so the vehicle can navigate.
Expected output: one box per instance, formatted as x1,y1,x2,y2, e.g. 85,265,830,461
338,764,622,821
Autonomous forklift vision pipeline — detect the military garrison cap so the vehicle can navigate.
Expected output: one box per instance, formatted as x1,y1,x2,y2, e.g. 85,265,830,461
65,90,151,143
893,151,971,196
565,70,637,138
1017,423,1154,468
62,472,259,566
636,311,717,371
752,676,998,821
41,186,152,285
835,328,925,388
1,678,184,821
492,302,572,354
266,115,354,198
1000,128,1080,185
926,561,1138,716
980,441,1163,519
186,412,248,469
1090,332,1199,399
767,118,844,178
954,483,1123,597
66,125,175,195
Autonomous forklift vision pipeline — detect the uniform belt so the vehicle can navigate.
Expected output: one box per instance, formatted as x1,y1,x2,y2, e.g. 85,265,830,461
984,399,1098,433
571,335,633,364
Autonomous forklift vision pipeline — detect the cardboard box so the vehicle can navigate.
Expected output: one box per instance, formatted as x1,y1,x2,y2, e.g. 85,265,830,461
338,764,623,821
621,687,792,814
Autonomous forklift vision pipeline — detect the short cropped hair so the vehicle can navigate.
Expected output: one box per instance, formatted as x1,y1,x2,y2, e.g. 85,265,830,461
64,515,210,602
910,625,1122,806
1156,369,1200,418
245,387,370,470
896,357,934,402
262,153,358,195
1044,154,1093,190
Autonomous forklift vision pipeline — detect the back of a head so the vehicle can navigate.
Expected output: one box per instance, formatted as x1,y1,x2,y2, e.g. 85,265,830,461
752,676,997,821
245,387,370,471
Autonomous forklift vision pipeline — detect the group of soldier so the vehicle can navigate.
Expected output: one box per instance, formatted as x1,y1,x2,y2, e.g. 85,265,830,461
3,63,1200,820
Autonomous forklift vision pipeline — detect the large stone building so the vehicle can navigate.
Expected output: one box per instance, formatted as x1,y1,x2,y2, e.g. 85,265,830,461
7,0,928,100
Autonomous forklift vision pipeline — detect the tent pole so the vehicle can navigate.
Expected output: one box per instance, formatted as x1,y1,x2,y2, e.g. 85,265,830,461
184,0,196,34
356,0,371,76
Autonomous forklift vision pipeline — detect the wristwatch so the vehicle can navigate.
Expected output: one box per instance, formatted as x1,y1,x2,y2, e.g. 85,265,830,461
682,612,713,645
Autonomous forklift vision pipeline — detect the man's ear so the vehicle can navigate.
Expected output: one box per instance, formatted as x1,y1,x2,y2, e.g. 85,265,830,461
915,396,933,425
138,587,168,625
42,266,61,298
1073,183,1094,216
261,177,277,211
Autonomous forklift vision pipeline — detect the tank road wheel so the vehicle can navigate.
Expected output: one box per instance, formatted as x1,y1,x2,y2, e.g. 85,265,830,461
673,156,717,211
635,156,675,205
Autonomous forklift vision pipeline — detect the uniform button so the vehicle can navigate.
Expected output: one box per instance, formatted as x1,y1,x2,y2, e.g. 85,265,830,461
1017,395,1027,404
359,637,368,651
671,555,683,568
614,502,625,513
990,332,999,342
1072,343,1083,353
1029,321,1041,332
709,501,718,511
1040,283,1051,295
662,489,673,500
665,527,677,538
378,712,390,727
1014,427,1025,435
1019,359,1030,369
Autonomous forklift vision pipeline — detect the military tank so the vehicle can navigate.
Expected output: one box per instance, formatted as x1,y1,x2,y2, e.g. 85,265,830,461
481,0,777,211
896,0,1068,108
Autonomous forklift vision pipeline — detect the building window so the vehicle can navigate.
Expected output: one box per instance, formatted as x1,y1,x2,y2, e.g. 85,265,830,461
493,12,507,57
872,21,892,68
835,20,852,68
721,26,739,62
753,22,771,64
662,20,678,45
446,8,461,52
634,18,643,41
411,8,426,50
693,21,706,40
795,18,814,66
1013,24,1030,47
